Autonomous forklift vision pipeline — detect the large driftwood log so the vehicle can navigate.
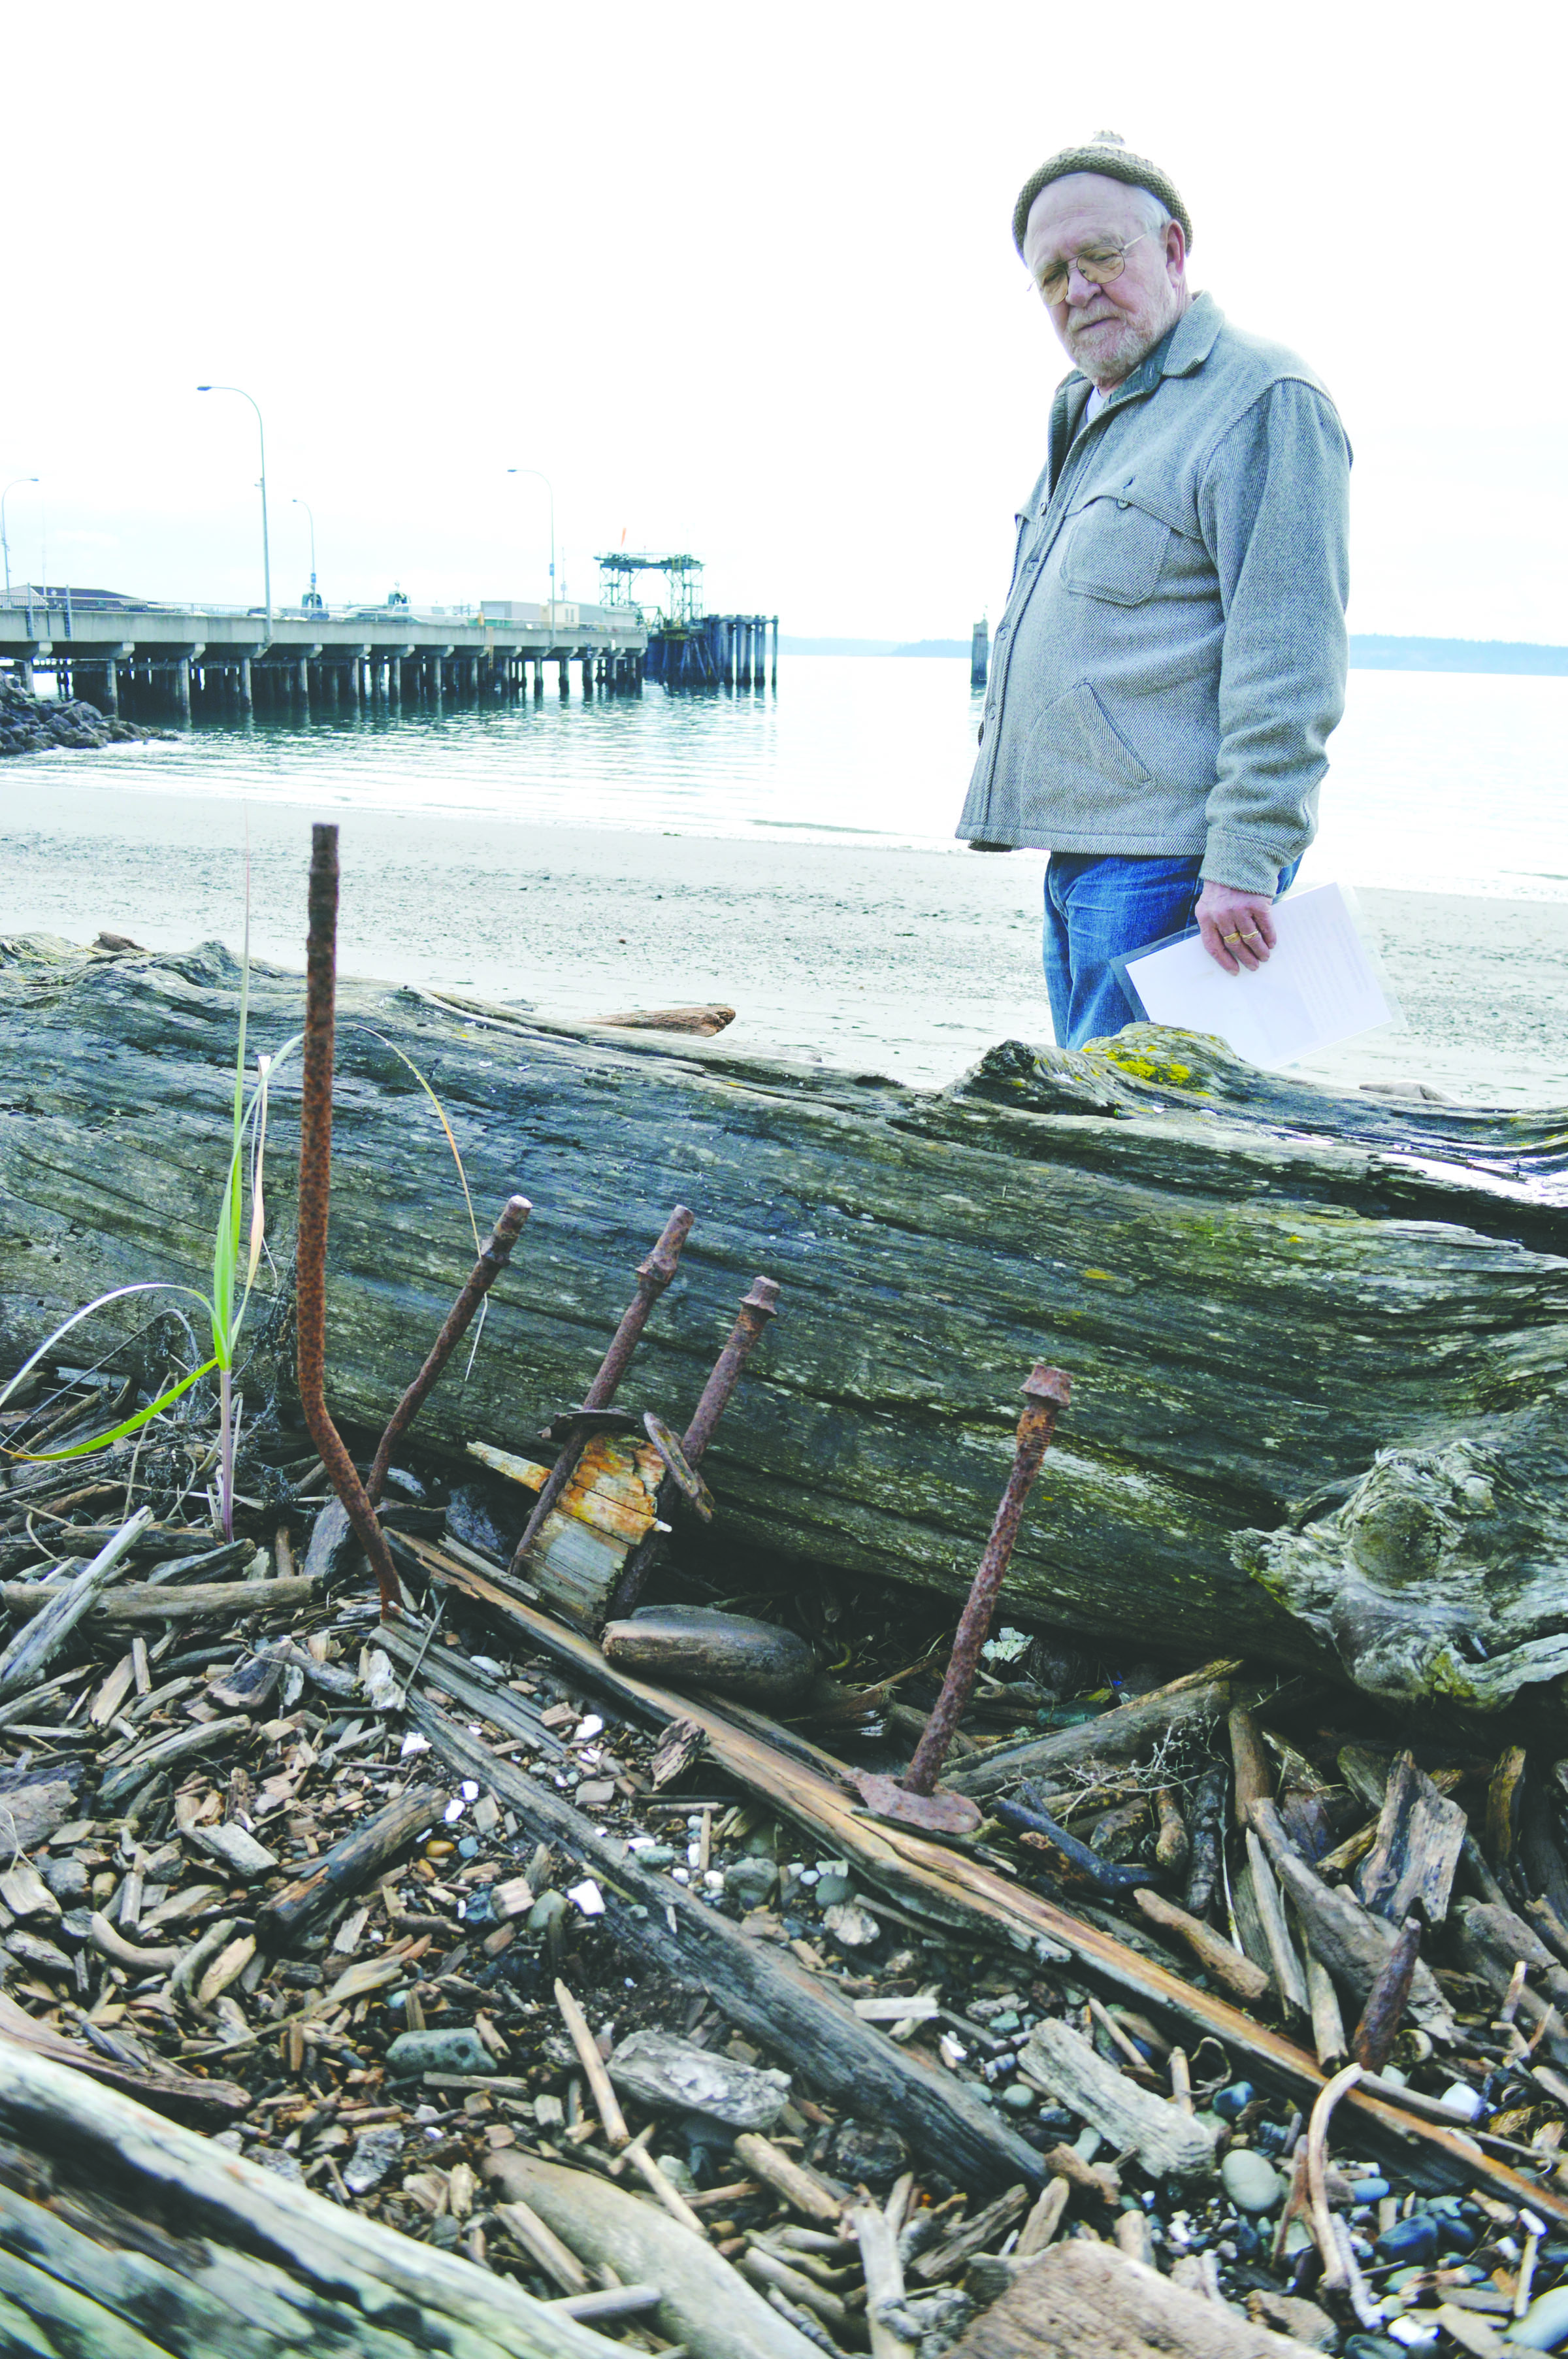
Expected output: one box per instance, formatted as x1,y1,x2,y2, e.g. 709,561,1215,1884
0,2037,625,2358
485,2149,821,2359
949,2241,1324,2358
3,936,1567,1704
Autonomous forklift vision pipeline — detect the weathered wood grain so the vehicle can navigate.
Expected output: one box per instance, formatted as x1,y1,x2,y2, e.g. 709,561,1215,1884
3,935,1566,1701
0,2038,625,2358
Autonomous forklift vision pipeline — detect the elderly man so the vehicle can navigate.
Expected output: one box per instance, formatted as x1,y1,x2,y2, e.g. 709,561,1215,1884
958,132,1350,1049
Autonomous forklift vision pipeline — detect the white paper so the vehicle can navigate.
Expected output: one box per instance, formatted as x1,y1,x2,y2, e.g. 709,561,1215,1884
1121,883,1393,1066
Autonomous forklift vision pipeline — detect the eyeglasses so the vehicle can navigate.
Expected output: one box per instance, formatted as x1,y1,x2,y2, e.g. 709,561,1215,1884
1031,232,1149,305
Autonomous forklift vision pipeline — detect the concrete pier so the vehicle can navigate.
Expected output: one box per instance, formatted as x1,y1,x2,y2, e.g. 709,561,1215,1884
0,591,647,724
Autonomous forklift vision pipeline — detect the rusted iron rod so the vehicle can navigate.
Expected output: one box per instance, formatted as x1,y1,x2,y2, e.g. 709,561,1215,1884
604,1274,781,1623
681,1276,780,1465
296,822,402,1619
510,1205,694,1573
366,1193,532,1509
902,1362,1071,1798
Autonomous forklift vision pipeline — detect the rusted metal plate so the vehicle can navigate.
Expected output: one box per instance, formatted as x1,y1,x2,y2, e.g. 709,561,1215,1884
852,1771,983,1837
642,1413,715,1523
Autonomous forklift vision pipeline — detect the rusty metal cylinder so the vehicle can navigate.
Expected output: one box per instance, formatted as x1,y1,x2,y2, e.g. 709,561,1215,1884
903,1363,1071,1797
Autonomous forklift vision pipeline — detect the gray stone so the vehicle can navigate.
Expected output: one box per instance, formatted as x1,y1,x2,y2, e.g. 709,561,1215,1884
344,2126,402,2194
1221,2147,1287,2214
829,2119,909,2186
1509,2285,1568,2347
251,2148,306,2185
724,1856,779,1910
384,2029,493,2079
1001,2083,1037,2113
39,1858,88,1905
527,1889,571,1934
814,1873,855,1908
608,2029,790,2130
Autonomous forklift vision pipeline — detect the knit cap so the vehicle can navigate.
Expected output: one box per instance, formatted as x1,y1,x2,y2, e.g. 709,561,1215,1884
1011,129,1192,256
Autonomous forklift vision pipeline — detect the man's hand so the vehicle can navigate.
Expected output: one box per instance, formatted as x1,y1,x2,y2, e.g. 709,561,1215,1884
1196,881,1277,974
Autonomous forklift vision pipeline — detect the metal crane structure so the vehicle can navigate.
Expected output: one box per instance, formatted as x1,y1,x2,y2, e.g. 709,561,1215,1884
595,549,776,689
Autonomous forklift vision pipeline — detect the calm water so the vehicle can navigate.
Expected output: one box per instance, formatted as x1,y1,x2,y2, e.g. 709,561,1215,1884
39,657,1568,900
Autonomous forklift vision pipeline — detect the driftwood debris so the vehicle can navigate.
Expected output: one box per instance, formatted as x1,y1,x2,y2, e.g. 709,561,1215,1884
1017,2017,1218,2178
409,1691,1049,2194
1354,1749,1467,1926
947,1670,1239,1800
0,2041,625,2359
949,2241,1326,2358
7,937,1568,1704
485,2147,820,2359
257,1781,445,1941
406,1551,1568,2222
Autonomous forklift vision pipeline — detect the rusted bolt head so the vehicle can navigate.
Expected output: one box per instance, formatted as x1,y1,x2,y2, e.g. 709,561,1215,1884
1024,1364,1072,1408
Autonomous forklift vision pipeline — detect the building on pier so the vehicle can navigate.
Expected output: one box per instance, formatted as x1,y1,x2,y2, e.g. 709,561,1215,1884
594,551,777,690
0,586,648,720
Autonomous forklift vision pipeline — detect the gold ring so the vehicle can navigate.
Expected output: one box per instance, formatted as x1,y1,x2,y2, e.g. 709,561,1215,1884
1220,931,1242,942
1240,928,1262,941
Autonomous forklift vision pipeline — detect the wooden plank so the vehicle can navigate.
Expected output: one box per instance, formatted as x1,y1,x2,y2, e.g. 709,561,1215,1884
0,1576,318,1624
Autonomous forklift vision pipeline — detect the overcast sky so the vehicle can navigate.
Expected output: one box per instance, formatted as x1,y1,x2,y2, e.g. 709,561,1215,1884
5,1,1564,642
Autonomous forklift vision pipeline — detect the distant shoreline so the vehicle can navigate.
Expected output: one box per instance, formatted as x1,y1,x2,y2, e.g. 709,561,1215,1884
1,778,1564,1103
781,633,1568,678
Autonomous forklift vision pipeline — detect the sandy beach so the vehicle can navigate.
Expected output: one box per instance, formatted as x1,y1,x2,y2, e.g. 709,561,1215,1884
3,770,1565,1104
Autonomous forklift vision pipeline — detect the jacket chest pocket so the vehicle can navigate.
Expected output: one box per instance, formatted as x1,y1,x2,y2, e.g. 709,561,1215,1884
1058,494,1174,606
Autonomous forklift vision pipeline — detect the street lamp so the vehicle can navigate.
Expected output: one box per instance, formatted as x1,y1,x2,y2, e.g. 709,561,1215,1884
1,476,38,600
506,468,555,631
197,386,270,636
293,497,320,610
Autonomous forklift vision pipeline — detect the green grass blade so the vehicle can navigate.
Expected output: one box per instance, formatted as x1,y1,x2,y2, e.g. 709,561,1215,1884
14,1356,221,1462
0,1283,215,1419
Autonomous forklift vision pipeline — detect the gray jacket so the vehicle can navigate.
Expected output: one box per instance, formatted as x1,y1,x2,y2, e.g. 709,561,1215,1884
957,293,1350,895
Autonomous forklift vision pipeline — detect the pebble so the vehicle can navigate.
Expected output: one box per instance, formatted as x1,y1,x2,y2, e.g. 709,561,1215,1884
724,1857,779,1910
634,1845,678,1869
822,1900,880,1948
1509,2285,1568,2349
527,1890,570,1934
1439,2080,1485,2121
1220,2148,1286,2213
384,2028,493,2078
815,1873,855,1908
344,2126,402,2194
1213,2081,1255,2120
251,2149,306,2185
1001,2084,1037,2114
39,1858,88,1905
1349,2177,1392,2201
1343,2340,1405,2359
1375,2215,1439,2267
829,2120,909,2185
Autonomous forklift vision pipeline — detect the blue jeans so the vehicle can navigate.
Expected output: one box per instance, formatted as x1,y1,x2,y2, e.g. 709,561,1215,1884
1043,851,1300,1050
